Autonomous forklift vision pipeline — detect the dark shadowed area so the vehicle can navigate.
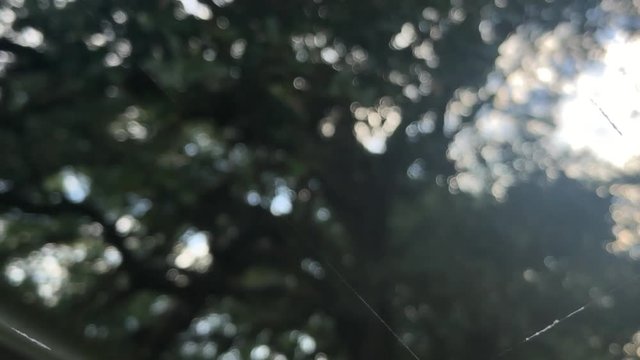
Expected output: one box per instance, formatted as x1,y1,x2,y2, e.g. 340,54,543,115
2,0,640,359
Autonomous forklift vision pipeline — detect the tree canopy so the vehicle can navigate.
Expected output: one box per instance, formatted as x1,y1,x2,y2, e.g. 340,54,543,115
1,0,640,359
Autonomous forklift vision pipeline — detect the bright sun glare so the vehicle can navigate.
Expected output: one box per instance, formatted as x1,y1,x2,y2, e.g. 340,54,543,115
556,32,640,168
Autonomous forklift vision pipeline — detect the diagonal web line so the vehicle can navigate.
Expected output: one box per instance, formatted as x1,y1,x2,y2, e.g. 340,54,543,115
287,218,422,360
10,326,52,351
323,261,422,360
0,318,52,352
497,303,589,358
590,98,623,136
521,304,588,343
497,272,640,358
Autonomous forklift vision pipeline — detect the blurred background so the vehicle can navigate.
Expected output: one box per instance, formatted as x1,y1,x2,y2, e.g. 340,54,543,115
1,0,640,359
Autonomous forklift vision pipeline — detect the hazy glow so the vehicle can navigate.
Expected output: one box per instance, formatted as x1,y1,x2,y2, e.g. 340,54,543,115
61,168,91,203
178,0,212,20
351,98,402,154
621,330,640,358
449,21,640,200
391,23,417,50
17,27,44,48
556,34,640,168
3,242,96,306
297,333,317,354
270,194,292,216
250,345,271,360
270,182,294,216
172,229,213,272
176,312,241,358
115,215,137,235
607,184,640,257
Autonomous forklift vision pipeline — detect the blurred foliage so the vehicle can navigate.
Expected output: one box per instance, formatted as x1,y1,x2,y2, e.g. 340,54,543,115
1,0,640,359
